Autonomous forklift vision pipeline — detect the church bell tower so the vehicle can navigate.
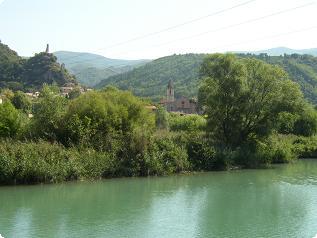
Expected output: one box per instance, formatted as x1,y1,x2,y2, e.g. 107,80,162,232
166,80,174,102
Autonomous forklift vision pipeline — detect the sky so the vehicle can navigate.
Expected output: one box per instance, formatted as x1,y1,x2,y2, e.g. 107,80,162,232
0,0,316,59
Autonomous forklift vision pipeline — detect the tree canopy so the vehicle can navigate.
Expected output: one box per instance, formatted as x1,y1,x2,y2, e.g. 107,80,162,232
61,87,155,148
199,54,307,148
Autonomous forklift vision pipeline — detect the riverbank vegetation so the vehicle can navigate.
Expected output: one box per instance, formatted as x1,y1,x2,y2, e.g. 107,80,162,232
1,54,317,185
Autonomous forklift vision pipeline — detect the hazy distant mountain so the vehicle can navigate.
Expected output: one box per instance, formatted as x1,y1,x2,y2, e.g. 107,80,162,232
54,51,150,87
235,47,317,56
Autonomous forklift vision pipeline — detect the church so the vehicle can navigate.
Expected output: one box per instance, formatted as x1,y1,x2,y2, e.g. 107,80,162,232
159,80,198,114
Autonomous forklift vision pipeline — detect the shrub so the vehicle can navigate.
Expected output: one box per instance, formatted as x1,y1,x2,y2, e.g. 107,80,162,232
143,135,189,175
0,140,115,184
0,101,23,138
168,113,206,132
186,134,216,171
292,136,317,158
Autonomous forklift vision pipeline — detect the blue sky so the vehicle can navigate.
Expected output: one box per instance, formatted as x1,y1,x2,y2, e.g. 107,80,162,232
0,0,316,59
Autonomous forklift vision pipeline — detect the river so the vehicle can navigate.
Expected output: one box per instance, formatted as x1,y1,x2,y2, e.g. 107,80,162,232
0,160,317,238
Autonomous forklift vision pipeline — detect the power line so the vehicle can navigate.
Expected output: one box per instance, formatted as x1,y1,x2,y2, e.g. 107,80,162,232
63,1,314,67
60,0,258,63
155,2,315,47
217,25,317,50
95,25,317,89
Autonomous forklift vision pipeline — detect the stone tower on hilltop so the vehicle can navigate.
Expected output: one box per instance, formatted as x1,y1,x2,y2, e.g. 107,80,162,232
166,80,174,102
45,44,49,53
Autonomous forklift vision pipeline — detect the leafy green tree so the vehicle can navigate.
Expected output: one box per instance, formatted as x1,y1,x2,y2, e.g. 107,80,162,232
168,113,206,132
12,91,32,113
155,106,169,129
61,87,155,148
0,88,14,101
276,112,298,134
293,105,317,136
199,54,305,148
31,85,68,141
68,87,82,99
0,101,22,137
39,84,60,97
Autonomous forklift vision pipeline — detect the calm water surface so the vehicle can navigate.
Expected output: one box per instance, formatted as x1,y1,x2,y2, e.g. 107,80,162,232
1,160,317,238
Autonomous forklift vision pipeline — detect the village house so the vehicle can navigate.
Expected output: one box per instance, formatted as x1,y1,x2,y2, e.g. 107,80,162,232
145,105,157,112
25,91,40,99
60,83,91,97
160,80,198,114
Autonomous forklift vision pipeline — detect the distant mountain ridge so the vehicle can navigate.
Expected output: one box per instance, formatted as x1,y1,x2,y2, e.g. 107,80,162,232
54,51,150,68
54,51,151,87
234,47,317,56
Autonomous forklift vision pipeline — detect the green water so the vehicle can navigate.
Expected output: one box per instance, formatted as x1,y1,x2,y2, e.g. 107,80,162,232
1,160,317,238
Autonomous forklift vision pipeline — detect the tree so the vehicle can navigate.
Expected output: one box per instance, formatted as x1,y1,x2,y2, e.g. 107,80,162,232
31,85,68,141
12,91,32,113
168,113,206,132
68,87,81,99
61,87,155,148
0,101,22,137
155,106,169,129
293,104,317,136
0,88,14,101
199,54,305,148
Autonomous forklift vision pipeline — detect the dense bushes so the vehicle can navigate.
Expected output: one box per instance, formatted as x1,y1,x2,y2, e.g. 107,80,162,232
0,136,192,185
292,135,317,158
168,113,206,132
61,87,155,148
0,101,24,138
0,140,117,184
231,135,297,168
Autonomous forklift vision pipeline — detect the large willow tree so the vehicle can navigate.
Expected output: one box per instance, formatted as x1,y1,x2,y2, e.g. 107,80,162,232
198,54,307,149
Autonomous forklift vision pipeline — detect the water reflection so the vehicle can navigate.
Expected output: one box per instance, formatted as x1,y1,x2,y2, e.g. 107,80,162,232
0,160,317,238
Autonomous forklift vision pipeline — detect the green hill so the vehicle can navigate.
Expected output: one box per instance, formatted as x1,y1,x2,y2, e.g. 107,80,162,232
0,42,76,91
54,51,150,87
96,53,317,104
0,41,24,89
65,64,124,87
96,54,205,101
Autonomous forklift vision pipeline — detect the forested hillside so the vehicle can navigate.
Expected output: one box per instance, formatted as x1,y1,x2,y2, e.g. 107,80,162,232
67,64,125,87
96,54,205,101
97,53,317,104
0,42,24,89
0,42,76,91
54,51,150,87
